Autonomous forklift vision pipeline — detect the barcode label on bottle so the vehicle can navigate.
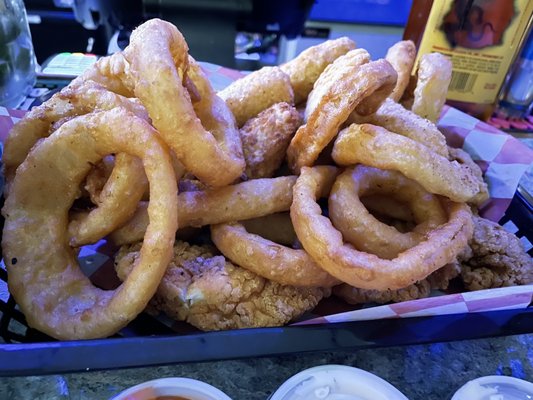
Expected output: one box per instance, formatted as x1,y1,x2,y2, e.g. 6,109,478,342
449,71,478,93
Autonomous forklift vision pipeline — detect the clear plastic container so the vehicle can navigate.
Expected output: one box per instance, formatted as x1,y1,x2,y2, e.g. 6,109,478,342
0,0,37,108
110,377,233,400
269,365,409,400
497,29,533,119
451,375,533,400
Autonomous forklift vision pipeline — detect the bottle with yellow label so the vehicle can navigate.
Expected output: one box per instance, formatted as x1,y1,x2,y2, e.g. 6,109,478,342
403,0,533,121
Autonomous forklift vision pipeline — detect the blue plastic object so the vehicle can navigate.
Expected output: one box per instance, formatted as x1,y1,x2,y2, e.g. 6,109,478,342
309,0,413,26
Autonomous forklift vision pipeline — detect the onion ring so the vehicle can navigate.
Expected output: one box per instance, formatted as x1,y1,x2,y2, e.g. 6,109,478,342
329,165,447,259
67,153,148,246
110,171,339,246
303,49,370,119
2,108,178,340
123,19,245,186
211,222,340,287
280,36,356,104
332,123,483,202
218,66,294,127
2,80,148,191
111,176,297,245
410,52,452,122
187,56,245,178
3,80,150,247
334,261,460,304
72,149,185,240
385,40,416,102
347,98,449,157
290,166,473,290
287,55,397,173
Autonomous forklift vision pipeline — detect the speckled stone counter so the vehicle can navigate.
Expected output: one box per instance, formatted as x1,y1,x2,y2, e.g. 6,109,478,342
1,334,532,399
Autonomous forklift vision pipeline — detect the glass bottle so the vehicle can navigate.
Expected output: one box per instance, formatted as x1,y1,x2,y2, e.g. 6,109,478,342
497,29,533,119
0,0,37,108
403,0,533,121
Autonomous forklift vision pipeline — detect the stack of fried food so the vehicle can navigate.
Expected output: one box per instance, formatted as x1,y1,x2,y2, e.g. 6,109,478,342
2,19,531,340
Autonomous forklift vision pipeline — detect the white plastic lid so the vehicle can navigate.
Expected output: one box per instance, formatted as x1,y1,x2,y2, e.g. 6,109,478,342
451,375,533,400
111,377,233,400
269,365,408,400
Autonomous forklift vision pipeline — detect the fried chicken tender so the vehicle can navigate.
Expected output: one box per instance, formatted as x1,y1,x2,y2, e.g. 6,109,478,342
459,216,533,291
240,102,302,179
115,241,328,331
280,37,356,104
333,262,460,304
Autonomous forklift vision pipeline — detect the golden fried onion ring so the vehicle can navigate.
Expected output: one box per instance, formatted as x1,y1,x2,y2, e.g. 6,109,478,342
3,79,152,247
410,52,452,122
110,176,299,245
385,40,416,102
123,19,245,186
67,153,148,246
303,49,370,119
218,66,294,128
332,124,483,203
280,36,356,104
334,261,460,305
2,108,178,340
347,98,449,157
290,166,473,290
69,151,185,246
2,80,148,191
287,55,397,173
329,165,447,260
211,222,340,288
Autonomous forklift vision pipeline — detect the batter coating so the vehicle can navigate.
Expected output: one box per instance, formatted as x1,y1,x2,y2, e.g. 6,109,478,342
115,241,328,331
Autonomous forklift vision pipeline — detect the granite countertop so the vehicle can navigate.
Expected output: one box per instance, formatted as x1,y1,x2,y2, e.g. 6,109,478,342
1,334,532,399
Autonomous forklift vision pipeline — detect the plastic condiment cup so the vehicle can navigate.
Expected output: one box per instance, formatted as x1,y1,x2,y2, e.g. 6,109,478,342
110,377,233,400
451,375,533,400
268,364,409,400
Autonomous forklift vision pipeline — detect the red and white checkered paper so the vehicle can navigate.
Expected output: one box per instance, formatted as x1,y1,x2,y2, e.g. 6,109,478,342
0,63,532,326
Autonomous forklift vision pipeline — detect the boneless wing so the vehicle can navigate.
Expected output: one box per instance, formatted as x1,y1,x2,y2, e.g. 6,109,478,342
115,241,328,331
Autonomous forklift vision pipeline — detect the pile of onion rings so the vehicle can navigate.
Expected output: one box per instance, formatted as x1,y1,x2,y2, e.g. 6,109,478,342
2,19,528,340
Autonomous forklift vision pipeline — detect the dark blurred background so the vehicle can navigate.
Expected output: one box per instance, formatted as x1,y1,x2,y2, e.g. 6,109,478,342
25,0,412,70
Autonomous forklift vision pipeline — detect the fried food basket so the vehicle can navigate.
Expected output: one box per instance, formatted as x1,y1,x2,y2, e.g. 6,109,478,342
0,70,532,375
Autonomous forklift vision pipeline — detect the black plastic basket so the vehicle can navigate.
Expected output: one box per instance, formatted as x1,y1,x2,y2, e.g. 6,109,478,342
0,191,532,377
